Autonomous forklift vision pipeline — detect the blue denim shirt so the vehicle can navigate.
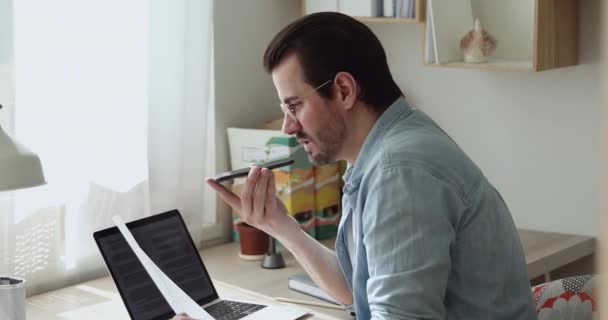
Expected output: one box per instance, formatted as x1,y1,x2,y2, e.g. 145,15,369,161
335,98,536,320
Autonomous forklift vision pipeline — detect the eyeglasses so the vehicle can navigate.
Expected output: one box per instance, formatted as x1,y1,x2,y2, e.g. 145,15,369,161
279,79,333,122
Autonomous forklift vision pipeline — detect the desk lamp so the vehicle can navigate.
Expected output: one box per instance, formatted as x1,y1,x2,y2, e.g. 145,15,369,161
0,103,46,320
261,236,285,269
0,104,46,191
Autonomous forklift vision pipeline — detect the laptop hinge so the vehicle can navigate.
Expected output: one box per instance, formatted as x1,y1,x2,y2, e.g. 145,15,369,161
201,298,222,309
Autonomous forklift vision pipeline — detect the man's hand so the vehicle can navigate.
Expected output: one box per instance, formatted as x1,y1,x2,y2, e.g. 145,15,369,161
208,165,354,305
170,313,193,320
206,166,300,240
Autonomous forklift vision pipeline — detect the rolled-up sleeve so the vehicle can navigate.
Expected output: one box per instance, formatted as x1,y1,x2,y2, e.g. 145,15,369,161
362,165,464,320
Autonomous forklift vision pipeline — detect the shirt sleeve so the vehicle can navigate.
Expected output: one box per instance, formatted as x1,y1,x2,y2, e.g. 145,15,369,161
362,165,465,320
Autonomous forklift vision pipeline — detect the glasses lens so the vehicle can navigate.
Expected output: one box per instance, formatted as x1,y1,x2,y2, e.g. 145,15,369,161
280,103,296,120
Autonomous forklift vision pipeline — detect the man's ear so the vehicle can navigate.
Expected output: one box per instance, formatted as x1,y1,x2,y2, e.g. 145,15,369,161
334,72,358,110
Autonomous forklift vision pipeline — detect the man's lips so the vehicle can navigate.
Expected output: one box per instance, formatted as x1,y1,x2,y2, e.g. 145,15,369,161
298,139,312,152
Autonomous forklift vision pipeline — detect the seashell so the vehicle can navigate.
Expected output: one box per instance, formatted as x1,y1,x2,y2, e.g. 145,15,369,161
460,18,497,63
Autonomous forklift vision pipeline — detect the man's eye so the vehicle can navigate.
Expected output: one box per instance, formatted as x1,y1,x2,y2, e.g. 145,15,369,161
288,105,297,115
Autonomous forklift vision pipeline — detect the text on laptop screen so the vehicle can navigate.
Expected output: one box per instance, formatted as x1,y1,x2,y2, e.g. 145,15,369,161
96,213,216,320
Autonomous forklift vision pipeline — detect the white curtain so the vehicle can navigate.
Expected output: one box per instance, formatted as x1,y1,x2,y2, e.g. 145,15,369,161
0,0,214,296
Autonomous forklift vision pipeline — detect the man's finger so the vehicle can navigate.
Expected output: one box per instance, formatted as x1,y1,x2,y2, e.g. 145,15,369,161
170,312,191,320
253,168,270,218
206,178,242,212
241,166,260,218
265,169,276,210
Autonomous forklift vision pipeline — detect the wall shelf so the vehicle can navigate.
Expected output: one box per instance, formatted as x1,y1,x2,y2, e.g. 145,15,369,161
424,58,534,72
424,0,579,72
301,0,578,72
355,16,419,24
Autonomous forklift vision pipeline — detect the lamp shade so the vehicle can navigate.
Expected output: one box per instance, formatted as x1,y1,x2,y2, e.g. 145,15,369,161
0,125,45,191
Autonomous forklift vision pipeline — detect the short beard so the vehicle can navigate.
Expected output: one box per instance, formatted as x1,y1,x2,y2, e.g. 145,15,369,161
303,110,345,166
309,151,330,166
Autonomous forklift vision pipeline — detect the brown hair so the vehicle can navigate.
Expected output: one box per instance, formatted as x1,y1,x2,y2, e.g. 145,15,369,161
263,12,403,112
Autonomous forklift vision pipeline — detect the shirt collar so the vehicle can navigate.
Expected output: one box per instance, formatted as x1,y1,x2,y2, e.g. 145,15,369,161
342,97,413,191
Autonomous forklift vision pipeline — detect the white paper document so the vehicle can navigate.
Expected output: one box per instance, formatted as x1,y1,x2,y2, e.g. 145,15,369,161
113,216,214,320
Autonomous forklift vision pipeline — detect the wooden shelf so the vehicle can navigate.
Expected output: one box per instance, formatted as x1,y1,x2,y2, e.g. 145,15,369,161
423,0,579,72
425,58,535,72
355,17,419,24
301,0,578,72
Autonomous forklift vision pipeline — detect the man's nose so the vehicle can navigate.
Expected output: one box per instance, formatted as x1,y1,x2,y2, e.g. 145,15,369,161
281,113,301,135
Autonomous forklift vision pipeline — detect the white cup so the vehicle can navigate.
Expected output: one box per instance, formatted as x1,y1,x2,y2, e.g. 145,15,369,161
0,276,26,320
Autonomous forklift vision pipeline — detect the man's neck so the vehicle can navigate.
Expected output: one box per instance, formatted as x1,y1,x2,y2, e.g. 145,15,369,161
341,102,382,165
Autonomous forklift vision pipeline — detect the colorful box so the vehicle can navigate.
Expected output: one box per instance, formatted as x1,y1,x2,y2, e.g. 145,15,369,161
313,163,342,239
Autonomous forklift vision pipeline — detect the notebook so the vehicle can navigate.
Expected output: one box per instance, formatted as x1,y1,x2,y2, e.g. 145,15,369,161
288,273,340,305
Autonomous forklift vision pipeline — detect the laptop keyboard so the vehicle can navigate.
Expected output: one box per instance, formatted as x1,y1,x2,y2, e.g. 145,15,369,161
204,300,266,320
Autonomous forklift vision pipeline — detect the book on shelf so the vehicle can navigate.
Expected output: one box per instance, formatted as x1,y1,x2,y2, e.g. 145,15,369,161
287,273,340,305
383,0,415,18
304,0,415,19
383,0,395,17
303,0,339,15
397,0,415,18
339,0,383,17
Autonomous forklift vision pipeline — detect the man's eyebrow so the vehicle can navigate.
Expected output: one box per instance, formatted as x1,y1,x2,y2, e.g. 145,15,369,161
281,96,299,104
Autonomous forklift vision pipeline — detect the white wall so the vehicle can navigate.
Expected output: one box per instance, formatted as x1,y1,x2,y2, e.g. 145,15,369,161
213,0,300,237
213,0,600,237
372,0,600,236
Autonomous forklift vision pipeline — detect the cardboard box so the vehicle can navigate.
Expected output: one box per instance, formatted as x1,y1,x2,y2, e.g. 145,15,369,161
313,163,342,239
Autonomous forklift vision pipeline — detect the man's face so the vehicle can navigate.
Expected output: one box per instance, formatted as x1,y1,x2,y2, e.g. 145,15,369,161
272,54,346,165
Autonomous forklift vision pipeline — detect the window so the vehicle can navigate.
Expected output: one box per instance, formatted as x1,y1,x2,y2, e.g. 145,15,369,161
0,0,214,296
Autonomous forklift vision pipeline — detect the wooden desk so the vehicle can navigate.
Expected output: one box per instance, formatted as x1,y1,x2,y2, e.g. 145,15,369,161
26,276,345,320
518,229,595,282
26,229,593,320
202,229,595,289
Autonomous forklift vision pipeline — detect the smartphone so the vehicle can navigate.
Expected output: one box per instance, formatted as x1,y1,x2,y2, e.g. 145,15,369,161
212,157,295,183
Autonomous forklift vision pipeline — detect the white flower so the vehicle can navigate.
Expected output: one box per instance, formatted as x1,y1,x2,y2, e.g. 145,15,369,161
537,295,593,320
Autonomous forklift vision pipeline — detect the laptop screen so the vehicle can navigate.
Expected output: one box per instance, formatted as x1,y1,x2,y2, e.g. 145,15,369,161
94,210,219,320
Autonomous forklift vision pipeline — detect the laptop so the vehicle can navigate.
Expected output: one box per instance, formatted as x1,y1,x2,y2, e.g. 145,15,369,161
93,209,307,320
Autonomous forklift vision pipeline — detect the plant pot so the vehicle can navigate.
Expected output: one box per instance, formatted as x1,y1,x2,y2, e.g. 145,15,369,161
236,223,269,261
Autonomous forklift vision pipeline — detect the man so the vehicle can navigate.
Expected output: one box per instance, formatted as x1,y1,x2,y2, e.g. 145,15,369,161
175,12,536,320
